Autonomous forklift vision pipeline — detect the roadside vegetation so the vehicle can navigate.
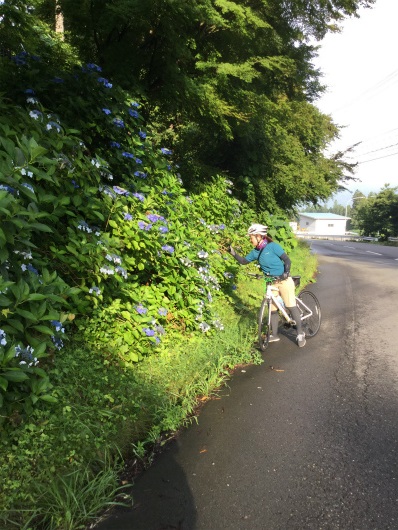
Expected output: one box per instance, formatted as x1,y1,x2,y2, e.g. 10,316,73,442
0,0,373,528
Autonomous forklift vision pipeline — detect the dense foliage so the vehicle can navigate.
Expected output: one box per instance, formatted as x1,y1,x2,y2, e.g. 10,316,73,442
0,1,379,528
33,0,375,210
354,186,398,239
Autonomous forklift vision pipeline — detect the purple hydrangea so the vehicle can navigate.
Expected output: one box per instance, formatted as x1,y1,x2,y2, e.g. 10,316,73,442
162,245,174,254
135,304,148,315
133,192,145,202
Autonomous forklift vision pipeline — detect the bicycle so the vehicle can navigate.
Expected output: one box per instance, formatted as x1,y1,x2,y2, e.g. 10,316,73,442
249,274,321,352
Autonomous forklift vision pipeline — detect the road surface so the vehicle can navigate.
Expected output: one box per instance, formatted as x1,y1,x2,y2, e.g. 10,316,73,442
96,241,398,530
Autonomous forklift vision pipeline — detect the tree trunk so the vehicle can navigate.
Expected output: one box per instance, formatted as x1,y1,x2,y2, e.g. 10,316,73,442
55,1,64,39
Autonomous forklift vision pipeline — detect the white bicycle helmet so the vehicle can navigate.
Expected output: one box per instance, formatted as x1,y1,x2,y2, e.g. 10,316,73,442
247,223,268,236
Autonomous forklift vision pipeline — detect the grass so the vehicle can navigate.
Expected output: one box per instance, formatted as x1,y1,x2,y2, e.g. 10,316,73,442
0,240,317,530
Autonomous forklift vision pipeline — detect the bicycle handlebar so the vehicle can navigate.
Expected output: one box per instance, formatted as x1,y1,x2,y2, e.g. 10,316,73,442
247,273,279,282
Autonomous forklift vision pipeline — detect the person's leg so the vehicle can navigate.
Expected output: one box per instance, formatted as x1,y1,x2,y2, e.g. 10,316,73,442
287,306,306,346
269,311,280,342
279,278,306,347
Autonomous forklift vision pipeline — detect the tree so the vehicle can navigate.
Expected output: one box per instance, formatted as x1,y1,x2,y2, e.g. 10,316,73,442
32,0,371,212
355,186,398,240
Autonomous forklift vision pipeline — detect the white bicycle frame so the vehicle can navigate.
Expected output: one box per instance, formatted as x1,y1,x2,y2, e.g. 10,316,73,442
264,281,314,324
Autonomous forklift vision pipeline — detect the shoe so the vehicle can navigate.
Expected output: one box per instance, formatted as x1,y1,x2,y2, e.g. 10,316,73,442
296,333,306,348
269,335,280,343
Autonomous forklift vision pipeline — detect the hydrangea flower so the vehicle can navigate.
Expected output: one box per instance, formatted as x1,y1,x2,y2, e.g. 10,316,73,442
143,327,155,337
122,151,134,159
138,221,152,231
100,265,115,275
129,109,139,118
22,183,34,193
134,171,147,179
113,118,124,128
78,221,92,233
21,168,33,178
159,226,169,234
139,131,147,139
160,148,172,155
110,141,120,148
113,185,129,196
89,286,101,295
115,266,128,279
46,121,61,133
198,250,208,259
29,110,42,120
162,245,174,254
147,214,165,223
124,213,133,221
199,322,211,333
135,304,148,315
86,63,102,72
52,336,64,350
135,158,143,164
158,308,168,317
15,345,38,366
98,77,112,88
50,320,65,333
133,192,145,202
0,329,7,347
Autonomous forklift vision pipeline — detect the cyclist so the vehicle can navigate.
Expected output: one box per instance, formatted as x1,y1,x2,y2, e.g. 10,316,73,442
229,223,306,347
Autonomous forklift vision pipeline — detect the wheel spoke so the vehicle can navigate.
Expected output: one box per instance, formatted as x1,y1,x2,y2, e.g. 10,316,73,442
297,290,321,338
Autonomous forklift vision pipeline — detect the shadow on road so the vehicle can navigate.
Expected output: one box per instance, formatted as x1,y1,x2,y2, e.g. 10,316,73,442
95,439,197,530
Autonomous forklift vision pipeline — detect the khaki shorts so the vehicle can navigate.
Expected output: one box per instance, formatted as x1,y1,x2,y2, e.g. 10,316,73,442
270,276,296,311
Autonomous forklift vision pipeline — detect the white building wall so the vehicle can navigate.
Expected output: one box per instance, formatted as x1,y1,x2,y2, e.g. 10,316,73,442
299,216,347,235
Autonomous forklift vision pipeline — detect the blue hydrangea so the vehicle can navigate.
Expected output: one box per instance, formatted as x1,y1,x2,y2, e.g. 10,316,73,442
162,245,174,254
134,171,147,179
133,192,145,202
98,77,113,88
160,148,172,155
136,304,148,315
113,186,129,196
143,327,155,337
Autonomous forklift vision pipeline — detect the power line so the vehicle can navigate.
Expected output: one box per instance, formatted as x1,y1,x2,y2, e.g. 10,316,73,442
355,141,398,158
331,68,398,113
357,150,398,164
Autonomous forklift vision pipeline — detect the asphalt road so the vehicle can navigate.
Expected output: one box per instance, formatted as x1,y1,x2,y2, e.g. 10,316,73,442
96,241,398,530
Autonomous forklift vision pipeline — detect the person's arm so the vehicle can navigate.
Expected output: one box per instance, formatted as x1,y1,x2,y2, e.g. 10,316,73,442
279,252,291,279
229,246,250,265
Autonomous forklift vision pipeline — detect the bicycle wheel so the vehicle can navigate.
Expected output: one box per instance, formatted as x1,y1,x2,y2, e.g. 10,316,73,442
296,290,321,338
258,297,271,352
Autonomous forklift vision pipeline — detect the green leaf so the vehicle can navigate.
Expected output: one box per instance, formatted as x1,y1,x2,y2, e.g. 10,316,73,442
39,394,58,403
0,376,8,392
2,370,29,382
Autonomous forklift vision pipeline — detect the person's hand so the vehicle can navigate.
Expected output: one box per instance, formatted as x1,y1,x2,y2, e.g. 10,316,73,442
229,246,236,257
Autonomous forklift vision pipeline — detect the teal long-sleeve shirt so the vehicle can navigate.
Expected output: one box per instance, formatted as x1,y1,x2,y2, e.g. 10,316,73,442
230,241,290,276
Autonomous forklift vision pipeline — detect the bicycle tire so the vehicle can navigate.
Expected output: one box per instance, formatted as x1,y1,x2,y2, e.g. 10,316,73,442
258,297,271,352
297,290,321,337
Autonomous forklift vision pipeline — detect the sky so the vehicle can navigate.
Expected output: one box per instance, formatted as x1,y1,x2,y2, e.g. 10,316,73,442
312,0,398,206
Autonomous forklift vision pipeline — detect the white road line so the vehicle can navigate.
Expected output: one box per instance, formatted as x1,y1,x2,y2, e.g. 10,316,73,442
366,251,382,255
346,246,356,249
